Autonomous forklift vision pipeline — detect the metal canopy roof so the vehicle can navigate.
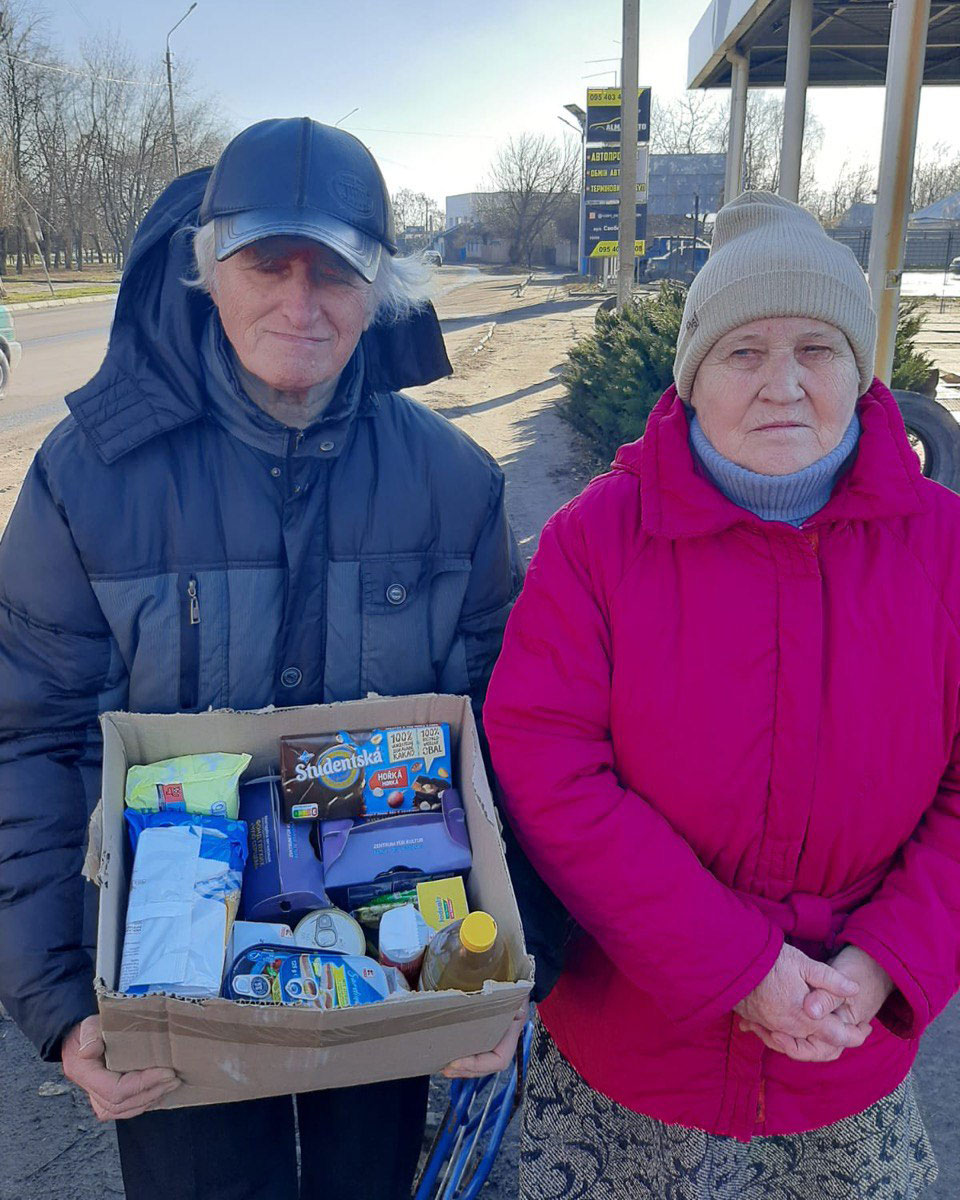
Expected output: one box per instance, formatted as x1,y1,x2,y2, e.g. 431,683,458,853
688,0,960,88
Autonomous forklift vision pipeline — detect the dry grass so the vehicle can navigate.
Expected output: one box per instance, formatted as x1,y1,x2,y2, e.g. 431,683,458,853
2,264,120,284
2,284,118,305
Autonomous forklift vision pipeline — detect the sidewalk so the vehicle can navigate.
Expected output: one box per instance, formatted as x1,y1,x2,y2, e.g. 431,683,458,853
914,306,960,412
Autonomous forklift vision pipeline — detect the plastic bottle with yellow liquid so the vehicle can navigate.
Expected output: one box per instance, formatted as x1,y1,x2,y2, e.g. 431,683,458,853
418,911,512,992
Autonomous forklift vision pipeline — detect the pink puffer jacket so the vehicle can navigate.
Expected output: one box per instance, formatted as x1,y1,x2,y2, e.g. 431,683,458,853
485,381,960,1140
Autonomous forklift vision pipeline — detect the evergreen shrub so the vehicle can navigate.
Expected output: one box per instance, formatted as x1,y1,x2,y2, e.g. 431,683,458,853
562,282,686,462
891,297,935,393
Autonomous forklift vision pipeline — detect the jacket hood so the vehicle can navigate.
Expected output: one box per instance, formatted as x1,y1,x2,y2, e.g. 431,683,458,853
613,381,927,537
66,168,452,464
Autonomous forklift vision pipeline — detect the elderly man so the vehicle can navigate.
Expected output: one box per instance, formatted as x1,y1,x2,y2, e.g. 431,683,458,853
0,119,522,1199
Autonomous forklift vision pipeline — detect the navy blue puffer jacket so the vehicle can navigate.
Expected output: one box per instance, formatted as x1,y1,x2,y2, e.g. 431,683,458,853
0,170,522,1060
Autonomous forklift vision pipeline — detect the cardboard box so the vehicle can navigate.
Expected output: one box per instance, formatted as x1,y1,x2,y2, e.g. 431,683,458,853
95,694,532,1109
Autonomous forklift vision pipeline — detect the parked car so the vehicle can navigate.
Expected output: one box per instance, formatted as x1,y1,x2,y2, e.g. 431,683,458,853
641,243,710,284
0,304,22,397
950,255,960,275
422,249,443,267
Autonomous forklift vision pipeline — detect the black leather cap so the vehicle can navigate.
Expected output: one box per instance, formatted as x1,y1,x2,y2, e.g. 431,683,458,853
198,118,397,280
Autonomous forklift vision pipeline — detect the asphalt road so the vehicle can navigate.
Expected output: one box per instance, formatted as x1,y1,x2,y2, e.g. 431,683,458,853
1,299,114,436
3,278,960,1198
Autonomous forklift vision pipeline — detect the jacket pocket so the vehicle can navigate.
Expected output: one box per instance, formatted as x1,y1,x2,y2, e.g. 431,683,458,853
358,555,471,699
178,573,201,710
93,568,274,714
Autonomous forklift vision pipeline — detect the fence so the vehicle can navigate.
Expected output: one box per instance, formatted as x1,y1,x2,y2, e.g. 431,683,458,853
830,227,959,271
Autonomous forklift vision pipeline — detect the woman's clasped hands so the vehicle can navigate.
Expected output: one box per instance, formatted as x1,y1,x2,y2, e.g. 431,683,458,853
734,943,895,1063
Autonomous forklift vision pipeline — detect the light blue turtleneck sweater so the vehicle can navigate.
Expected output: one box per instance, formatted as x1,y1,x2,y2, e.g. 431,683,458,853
689,413,861,527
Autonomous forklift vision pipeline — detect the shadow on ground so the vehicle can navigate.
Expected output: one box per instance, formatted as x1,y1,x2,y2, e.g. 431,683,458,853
440,377,561,421
440,297,599,334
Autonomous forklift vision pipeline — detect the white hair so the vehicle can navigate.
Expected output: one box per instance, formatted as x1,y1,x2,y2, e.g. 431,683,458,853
367,250,435,325
186,222,434,326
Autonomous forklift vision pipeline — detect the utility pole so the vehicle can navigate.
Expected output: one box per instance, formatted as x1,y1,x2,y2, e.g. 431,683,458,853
165,3,197,179
617,0,640,309
561,106,587,275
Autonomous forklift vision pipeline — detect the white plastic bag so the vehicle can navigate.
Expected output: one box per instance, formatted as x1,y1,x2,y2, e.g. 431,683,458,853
119,823,230,996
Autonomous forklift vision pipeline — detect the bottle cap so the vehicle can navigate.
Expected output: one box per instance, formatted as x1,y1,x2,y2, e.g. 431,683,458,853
459,911,497,954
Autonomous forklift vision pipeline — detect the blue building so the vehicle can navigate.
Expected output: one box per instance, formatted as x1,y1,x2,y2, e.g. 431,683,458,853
647,154,726,239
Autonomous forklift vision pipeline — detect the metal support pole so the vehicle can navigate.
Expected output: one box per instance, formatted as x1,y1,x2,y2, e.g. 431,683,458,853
579,130,588,276
165,4,197,181
779,0,812,201
867,0,931,384
724,49,749,205
165,45,180,178
560,108,589,275
617,0,640,309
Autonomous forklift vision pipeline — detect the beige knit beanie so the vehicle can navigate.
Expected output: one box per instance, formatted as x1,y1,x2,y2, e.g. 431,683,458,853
673,190,876,399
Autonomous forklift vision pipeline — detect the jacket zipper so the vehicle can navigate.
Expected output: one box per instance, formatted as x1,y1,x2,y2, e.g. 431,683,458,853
755,1078,767,1127
179,573,201,710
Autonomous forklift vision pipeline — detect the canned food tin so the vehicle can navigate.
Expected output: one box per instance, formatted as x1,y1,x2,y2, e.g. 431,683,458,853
226,946,392,1008
294,908,366,956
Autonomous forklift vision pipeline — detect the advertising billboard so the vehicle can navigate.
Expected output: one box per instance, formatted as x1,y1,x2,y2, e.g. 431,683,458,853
584,88,652,144
584,204,648,258
584,145,650,200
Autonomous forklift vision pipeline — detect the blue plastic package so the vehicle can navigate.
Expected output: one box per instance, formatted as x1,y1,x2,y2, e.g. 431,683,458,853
120,810,250,996
125,809,249,892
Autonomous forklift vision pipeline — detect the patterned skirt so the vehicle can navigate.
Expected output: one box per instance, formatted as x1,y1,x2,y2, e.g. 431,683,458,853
519,1020,938,1200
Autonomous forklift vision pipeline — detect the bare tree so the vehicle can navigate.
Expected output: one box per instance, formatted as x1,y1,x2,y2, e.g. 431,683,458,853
28,72,88,268
740,91,823,198
60,99,99,269
0,2,52,271
806,159,876,227
651,92,727,155
740,93,782,192
79,41,229,264
480,133,580,266
391,187,444,254
911,142,960,211
391,188,443,233
79,42,170,263
188,117,231,173
168,62,232,178
0,3,230,276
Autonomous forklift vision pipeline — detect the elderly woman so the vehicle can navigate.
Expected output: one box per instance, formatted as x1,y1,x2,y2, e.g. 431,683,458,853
483,192,956,1198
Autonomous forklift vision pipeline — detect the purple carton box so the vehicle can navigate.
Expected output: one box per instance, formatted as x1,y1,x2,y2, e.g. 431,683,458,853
320,787,472,903
239,776,329,925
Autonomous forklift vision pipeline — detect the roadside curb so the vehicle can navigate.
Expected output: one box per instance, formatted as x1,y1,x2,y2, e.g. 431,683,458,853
4,292,118,311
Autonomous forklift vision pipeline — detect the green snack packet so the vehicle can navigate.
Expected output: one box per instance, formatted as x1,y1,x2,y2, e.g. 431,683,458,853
124,752,252,819
351,890,420,929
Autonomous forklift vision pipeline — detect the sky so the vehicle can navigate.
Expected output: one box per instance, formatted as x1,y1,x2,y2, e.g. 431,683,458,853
37,0,960,208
